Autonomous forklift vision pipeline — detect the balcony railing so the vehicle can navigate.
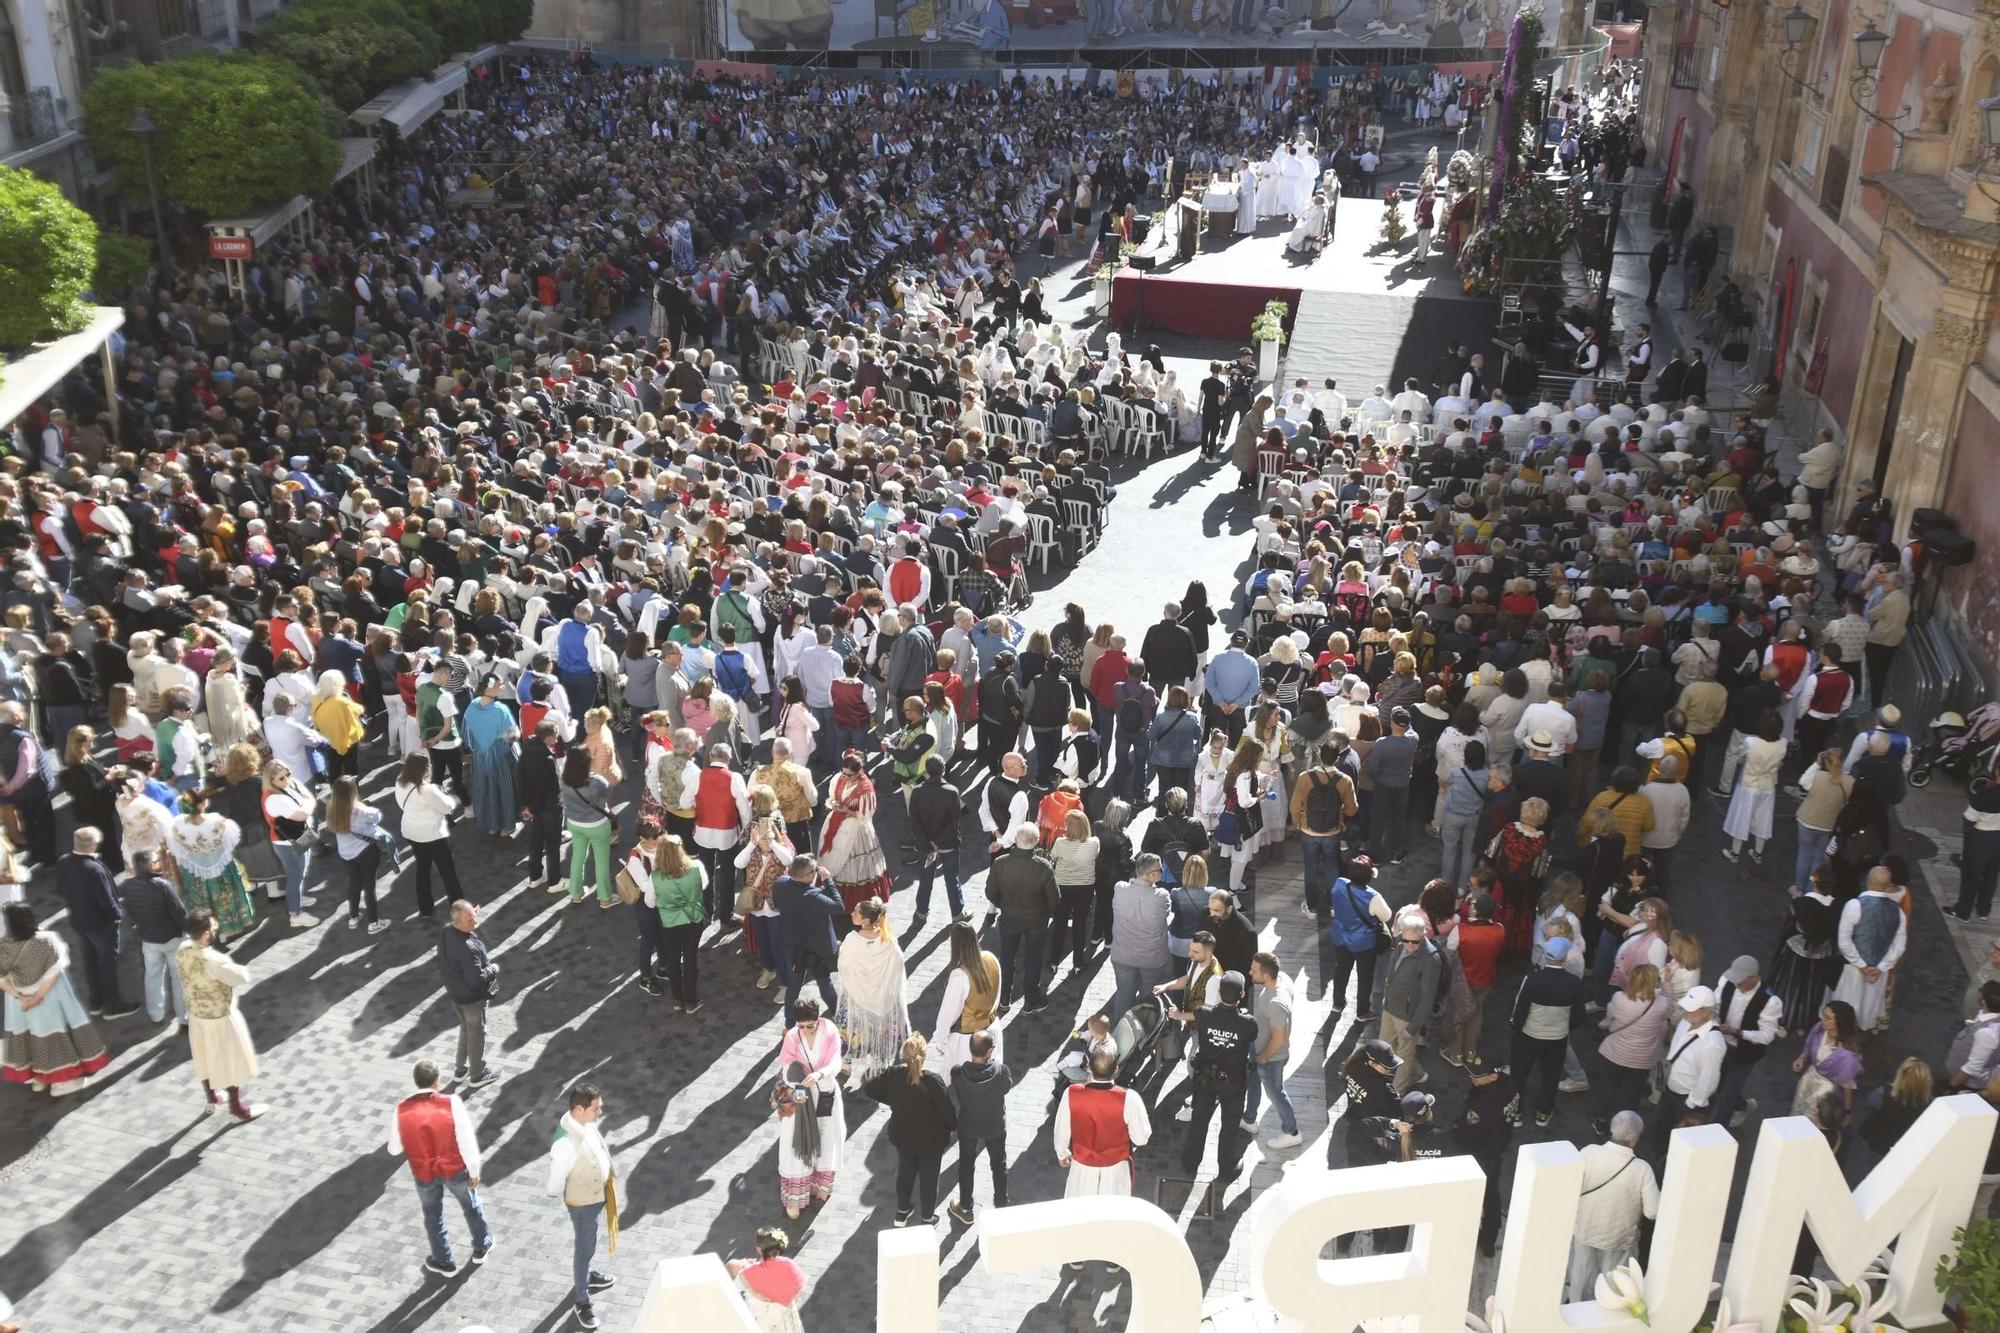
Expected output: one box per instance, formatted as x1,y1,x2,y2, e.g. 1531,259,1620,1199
2,88,64,155
1670,41,1702,89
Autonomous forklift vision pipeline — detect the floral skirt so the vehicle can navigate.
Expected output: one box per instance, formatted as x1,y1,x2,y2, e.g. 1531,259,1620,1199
180,861,255,936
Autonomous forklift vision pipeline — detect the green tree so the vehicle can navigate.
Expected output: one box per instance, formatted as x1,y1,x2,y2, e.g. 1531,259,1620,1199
0,165,98,349
260,0,442,110
481,0,535,41
84,54,339,217
93,231,154,296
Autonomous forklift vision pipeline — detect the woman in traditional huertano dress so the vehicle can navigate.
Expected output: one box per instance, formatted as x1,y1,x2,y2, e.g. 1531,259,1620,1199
818,752,890,911
0,902,109,1095
169,788,255,939
834,898,910,1081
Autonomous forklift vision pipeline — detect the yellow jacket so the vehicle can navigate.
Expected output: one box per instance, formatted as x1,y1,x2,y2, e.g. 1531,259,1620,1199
313,695,365,753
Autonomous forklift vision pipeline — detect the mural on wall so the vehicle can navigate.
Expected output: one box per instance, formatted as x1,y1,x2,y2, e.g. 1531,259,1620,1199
719,0,1558,51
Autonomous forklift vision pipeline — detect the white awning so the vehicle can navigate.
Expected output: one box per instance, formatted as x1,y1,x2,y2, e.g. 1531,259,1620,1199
206,194,313,246
0,307,125,429
335,136,377,183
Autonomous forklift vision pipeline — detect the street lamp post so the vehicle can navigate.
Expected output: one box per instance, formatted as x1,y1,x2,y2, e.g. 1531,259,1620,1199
128,106,174,282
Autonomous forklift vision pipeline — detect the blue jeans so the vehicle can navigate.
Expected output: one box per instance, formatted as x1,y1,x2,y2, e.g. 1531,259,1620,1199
567,1200,604,1305
1793,821,1830,892
751,915,790,989
810,706,836,762
141,936,186,1022
1115,734,1151,802
274,841,313,914
1300,834,1343,909
1370,784,1410,861
75,925,121,1012
1439,809,1483,891
915,846,962,917
1109,959,1168,1021
417,1170,492,1268
783,959,837,1024
997,924,1046,1006
1243,1057,1298,1134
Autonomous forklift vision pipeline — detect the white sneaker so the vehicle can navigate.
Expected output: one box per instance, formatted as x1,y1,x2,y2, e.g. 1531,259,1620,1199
1238,1117,1258,1130
545,881,569,894
771,989,787,1004
1268,1131,1304,1149
1175,1105,1193,1122
1557,1078,1590,1094
755,970,776,990
289,914,313,928
367,920,391,934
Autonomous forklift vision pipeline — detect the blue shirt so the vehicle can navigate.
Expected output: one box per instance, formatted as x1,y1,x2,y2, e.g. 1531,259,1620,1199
1205,649,1262,709
1568,689,1613,750
1442,766,1490,818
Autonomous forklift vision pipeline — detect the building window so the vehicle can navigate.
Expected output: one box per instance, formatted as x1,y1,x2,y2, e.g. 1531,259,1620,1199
1671,42,1702,89
1820,143,1851,217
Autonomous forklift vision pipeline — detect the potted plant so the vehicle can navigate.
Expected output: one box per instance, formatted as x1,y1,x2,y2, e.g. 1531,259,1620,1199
1249,299,1289,381
1937,1218,2000,1331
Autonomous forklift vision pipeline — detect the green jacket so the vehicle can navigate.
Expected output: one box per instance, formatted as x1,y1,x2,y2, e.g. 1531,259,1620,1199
653,864,708,929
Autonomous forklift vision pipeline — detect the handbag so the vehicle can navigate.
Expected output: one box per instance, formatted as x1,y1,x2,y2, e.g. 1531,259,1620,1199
1343,878,1393,954
815,1088,836,1116
1237,789,1266,837
734,883,761,915
614,866,645,906
1213,809,1242,847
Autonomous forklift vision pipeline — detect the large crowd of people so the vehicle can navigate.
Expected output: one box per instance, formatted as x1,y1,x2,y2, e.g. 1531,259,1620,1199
0,48,1994,1333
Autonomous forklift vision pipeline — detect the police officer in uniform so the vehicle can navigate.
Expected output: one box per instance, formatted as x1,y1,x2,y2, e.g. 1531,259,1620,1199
1179,970,1259,1183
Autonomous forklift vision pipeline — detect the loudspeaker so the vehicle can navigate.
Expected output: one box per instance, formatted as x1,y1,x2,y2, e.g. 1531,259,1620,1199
1925,528,1976,566
1912,507,1956,533
1130,216,1151,246
1129,254,1157,271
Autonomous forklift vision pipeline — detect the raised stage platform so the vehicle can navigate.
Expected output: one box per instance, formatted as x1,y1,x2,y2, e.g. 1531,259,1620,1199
1110,199,1500,396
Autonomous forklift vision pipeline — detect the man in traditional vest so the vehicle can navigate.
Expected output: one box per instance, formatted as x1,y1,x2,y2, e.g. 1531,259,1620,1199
692,744,751,931
546,603,605,721
157,687,206,792
1054,1048,1153,1212
980,751,1036,857
388,1058,494,1277
1766,620,1813,746
1708,954,1783,1131
887,539,932,615
1831,865,1909,1032
546,1081,617,1330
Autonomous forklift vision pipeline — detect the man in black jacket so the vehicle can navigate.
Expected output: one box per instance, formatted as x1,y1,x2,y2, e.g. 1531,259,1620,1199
119,848,186,1024
1139,603,1198,694
517,718,565,889
772,854,844,1022
949,1031,1012,1223
1204,890,1258,990
1179,971,1259,1182
57,827,131,1017
987,826,1060,1013
977,655,1024,779
908,756,963,920
438,900,502,1088
1457,1058,1520,1255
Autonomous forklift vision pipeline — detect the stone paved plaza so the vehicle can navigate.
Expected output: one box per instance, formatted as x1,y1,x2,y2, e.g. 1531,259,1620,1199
0,423,1985,1333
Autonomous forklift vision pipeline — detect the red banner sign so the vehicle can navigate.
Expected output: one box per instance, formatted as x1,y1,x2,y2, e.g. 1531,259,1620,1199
209,235,253,260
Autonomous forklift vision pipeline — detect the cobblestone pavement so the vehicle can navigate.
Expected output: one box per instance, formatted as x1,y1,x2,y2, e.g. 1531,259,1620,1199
2,415,1982,1333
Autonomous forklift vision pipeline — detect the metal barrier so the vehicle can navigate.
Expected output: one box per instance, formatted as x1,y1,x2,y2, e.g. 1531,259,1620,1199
1885,616,1988,743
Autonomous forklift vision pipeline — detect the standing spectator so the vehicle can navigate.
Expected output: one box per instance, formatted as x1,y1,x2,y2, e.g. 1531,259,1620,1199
1242,952,1302,1148
546,1081,617,1331
1949,783,2000,922
518,719,566,892
1457,1057,1519,1256
261,760,318,928
394,754,463,922
1109,852,1173,1020
1179,970,1258,1182
1646,986,1726,1164
563,746,621,909
1637,755,1691,888
327,775,390,934
56,827,131,1017
1377,906,1444,1093
1325,857,1392,1018
1450,891,1507,1065
0,702,58,865
1593,963,1671,1132
1864,573,1911,708
312,671,367,782
948,1029,1011,1223
176,909,266,1121
1049,808,1101,970
1709,955,1784,1131
388,1058,495,1276
987,825,1059,1014
650,835,710,1014
0,901,109,1096
1203,631,1261,746
1362,709,1418,862
772,854,843,1022
726,1227,807,1332
862,1034,957,1227
1054,1048,1153,1206
119,849,186,1025
1566,1113,1660,1300
908,756,962,920
1721,713,1785,863
772,1001,846,1219
1509,934,1589,1127
1291,739,1358,906
438,900,502,1088
1439,740,1491,891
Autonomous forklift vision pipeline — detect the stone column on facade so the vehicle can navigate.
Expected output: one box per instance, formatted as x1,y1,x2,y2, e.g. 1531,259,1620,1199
1893,312,1988,528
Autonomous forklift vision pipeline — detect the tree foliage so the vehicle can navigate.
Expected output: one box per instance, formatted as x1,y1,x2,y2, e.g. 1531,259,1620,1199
84,54,338,217
0,166,98,349
260,0,441,111
93,230,154,297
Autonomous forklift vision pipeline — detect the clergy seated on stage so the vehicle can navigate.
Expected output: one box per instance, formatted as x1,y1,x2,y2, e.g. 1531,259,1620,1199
1284,193,1331,255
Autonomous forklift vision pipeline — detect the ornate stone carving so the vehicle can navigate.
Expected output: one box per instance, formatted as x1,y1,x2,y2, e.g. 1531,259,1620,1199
1929,310,1989,359
1921,64,1960,134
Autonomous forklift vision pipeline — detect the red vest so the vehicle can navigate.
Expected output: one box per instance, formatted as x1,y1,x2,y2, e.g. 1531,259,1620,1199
1066,1084,1133,1169
521,701,550,737
1771,641,1810,693
270,616,297,661
888,558,925,606
396,1093,465,1183
694,765,738,830
1806,669,1852,717
831,678,871,728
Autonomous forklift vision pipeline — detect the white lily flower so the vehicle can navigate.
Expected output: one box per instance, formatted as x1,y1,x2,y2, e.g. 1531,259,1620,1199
1786,1276,1857,1333
1595,1258,1651,1326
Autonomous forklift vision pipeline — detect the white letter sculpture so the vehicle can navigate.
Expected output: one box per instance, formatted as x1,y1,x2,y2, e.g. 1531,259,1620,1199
1724,1093,1997,1329
1493,1125,1736,1331
978,1197,1202,1333
1250,1156,1484,1332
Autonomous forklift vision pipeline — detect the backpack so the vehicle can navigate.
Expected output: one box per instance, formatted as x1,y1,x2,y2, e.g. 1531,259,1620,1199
1168,885,1206,940
1305,768,1350,832
1116,690,1145,732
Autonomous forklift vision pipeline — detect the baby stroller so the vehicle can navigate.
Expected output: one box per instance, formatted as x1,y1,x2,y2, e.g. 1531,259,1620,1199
1909,702,2000,791
1050,997,1183,1110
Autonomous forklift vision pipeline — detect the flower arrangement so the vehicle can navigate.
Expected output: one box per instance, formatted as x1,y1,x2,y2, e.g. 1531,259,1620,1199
1446,148,1477,193
1455,169,1577,295
1250,299,1290,346
1594,1257,1910,1333
1380,189,1408,246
